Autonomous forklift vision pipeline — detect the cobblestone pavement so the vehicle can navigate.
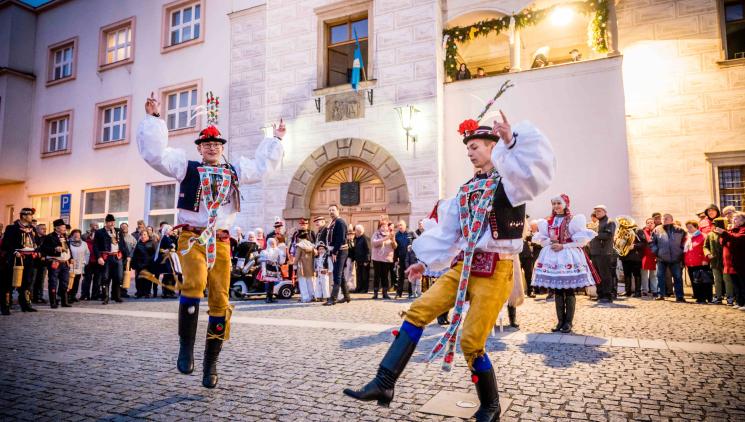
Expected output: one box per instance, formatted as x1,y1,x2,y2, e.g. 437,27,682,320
0,294,744,421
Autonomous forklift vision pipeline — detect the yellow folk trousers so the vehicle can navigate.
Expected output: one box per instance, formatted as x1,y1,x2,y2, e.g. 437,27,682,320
178,231,231,319
404,260,513,368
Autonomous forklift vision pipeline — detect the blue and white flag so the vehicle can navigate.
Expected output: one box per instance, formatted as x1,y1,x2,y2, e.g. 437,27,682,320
351,29,364,91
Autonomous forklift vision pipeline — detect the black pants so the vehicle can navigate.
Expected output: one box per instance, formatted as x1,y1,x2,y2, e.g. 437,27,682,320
97,256,123,300
32,260,46,302
355,261,370,292
621,259,642,295
520,257,534,295
396,254,411,297
81,263,98,299
372,261,392,294
688,266,713,303
591,254,614,300
732,273,745,307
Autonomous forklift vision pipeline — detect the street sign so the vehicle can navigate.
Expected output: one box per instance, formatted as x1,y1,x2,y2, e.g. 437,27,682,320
60,193,71,224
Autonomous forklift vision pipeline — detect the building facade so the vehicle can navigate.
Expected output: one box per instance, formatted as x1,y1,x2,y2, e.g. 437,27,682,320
0,0,743,234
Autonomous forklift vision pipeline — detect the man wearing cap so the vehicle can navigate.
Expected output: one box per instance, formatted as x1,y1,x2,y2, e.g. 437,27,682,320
40,219,72,308
94,214,129,305
344,111,555,421
589,205,617,303
137,92,284,388
1,207,39,314
289,218,316,282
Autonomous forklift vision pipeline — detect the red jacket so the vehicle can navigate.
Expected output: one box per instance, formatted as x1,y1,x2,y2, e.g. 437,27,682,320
641,228,657,270
684,232,708,267
720,226,745,275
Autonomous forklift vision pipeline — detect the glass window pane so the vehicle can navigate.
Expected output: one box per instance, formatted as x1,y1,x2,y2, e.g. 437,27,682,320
122,105,127,120
179,91,188,107
115,48,124,61
112,125,120,140
168,94,177,110
167,114,176,130
351,19,368,39
121,123,126,138
60,135,67,150
50,120,57,134
171,30,179,45
726,4,744,22
51,196,61,217
59,118,66,132
63,64,71,77
183,7,192,23
107,51,114,63
191,89,197,105
172,10,180,27
108,189,129,213
103,126,110,142
194,23,200,39
64,47,72,61
150,184,176,210
178,111,187,128
148,214,175,227
85,191,106,214
107,33,116,48
183,26,192,41
113,106,121,122
125,46,131,59
54,67,61,80
55,50,62,63
104,108,111,123
330,24,348,44
195,4,200,19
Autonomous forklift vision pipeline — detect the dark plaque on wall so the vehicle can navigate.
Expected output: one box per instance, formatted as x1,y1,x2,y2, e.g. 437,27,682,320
340,182,360,206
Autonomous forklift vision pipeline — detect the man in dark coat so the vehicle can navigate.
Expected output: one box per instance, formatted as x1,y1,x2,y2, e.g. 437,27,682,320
93,214,129,304
39,219,72,308
589,205,617,303
324,205,350,305
0,208,39,314
352,225,371,293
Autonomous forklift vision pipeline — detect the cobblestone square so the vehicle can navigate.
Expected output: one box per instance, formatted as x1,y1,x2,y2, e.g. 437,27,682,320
1,294,744,421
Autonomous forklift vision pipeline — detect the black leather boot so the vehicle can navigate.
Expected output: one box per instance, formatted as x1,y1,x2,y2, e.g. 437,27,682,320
560,293,576,333
507,305,519,329
472,367,501,422
102,284,110,305
343,325,419,406
177,301,199,374
1,292,10,315
551,292,564,332
202,320,225,389
324,284,339,306
60,290,71,307
20,290,37,312
112,281,123,303
49,288,58,309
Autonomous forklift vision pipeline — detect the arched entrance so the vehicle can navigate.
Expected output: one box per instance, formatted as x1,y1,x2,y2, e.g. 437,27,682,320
283,138,411,233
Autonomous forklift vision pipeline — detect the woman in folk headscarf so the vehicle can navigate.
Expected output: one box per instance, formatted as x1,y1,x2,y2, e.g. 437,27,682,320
532,194,597,333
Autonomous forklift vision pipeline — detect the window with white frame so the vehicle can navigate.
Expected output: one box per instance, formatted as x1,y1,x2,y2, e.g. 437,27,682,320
43,112,72,155
146,183,178,227
81,187,129,229
30,193,65,229
169,2,201,46
52,45,74,80
105,26,132,64
718,165,745,209
165,87,198,131
101,103,127,143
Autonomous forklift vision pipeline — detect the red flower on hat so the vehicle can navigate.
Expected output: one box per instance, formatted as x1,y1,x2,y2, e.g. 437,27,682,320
458,119,479,136
200,125,221,139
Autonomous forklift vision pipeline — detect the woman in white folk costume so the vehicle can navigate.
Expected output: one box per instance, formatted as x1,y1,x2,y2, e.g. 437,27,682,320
137,92,284,388
344,82,556,422
260,238,285,303
531,194,597,333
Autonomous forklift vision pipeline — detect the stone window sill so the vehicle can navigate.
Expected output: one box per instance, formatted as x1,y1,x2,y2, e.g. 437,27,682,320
313,79,377,96
717,58,745,68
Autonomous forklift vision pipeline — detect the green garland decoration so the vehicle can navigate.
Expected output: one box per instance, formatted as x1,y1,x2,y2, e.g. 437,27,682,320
443,0,609,79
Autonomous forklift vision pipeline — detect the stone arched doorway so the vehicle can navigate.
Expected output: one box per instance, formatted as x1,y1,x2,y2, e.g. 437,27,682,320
283,138,411,233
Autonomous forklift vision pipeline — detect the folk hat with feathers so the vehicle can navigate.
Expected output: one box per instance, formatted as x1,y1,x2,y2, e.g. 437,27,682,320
194,91,226,145
458,80,513,144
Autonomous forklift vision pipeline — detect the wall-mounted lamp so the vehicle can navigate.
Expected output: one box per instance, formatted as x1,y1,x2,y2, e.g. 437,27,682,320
394,104,420,151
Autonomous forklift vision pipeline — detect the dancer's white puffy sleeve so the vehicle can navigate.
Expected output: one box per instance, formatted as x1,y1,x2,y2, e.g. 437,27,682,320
411,197,462,272
491,121,556,206
137,116,188,181
238,137,284,184
564,214,596,248
532,219,552,247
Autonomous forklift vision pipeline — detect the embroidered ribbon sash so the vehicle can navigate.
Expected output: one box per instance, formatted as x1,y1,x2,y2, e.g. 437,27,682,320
427,174,500,371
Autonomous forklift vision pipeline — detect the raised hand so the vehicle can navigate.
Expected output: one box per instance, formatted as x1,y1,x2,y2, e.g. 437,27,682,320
145,91,160,116
492,110,512,143
273,118,286,140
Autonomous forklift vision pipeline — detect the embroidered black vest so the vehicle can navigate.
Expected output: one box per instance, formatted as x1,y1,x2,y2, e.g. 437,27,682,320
177,161,241,212
467,174,525,240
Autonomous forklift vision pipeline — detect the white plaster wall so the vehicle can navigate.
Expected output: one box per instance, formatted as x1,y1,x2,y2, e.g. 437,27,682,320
443,56,632,220
0,0,234,226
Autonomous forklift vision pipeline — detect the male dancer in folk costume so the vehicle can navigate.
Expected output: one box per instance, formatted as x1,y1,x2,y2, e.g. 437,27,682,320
344,92,555,421
137,92,284,388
